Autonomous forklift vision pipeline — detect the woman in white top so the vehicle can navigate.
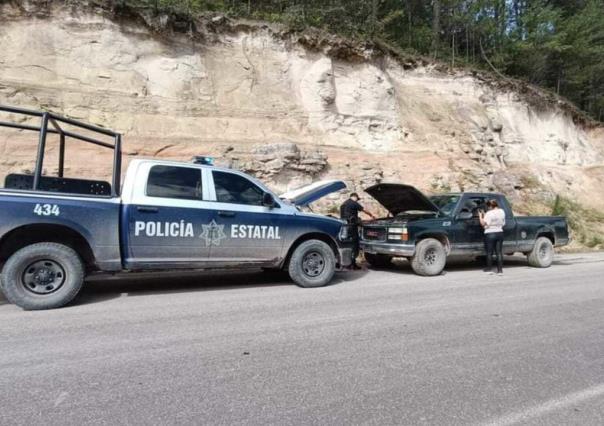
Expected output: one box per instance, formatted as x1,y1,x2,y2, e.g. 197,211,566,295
479,199,506,275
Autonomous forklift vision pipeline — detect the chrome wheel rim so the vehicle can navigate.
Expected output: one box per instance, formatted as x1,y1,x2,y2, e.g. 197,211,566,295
424,248,437,265
539,243,550,259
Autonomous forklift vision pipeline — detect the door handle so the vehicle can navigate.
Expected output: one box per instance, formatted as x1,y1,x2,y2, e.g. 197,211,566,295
137,206,159,213
218,211,236,218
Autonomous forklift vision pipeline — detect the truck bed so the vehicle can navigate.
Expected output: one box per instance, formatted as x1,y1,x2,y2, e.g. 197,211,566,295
0,191,122,271
514,215,570,246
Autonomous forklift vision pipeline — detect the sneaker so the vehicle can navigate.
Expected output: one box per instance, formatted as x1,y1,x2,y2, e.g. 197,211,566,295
496,272,503,276
483,268,492,274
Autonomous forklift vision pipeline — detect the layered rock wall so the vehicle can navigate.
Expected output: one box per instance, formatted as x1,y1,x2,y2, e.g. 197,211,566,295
1,1,603,215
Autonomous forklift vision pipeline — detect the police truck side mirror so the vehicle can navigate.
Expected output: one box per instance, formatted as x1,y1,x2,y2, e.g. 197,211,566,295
262,192,275,208
458,211,473,220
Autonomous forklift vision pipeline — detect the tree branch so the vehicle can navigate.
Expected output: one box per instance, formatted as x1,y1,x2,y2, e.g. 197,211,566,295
479,38,509,81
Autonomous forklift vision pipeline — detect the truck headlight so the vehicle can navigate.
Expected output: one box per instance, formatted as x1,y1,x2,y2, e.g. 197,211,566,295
339,225,353,241
388,226,409,241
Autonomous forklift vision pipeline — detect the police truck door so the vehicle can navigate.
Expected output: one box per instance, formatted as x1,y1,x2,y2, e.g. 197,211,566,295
208,170,287,264
124,164,213,269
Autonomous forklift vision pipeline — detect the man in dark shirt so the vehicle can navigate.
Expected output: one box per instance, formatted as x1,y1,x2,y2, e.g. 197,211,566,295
340,193,376,269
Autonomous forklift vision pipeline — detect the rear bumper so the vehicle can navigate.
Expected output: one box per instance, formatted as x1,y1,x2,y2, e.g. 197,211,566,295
360,241,415,257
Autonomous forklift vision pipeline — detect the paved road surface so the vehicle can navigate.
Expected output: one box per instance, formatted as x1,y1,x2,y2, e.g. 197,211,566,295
1,253,604,425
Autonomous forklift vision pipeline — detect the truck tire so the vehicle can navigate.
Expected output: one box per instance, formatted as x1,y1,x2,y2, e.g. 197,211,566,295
527,236,554,268
364,253,392,269
1,243,85,310
288,240,336,288
411,238,446,276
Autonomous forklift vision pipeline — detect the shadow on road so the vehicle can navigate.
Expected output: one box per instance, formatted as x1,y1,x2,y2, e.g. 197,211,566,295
2,253,585,308
330,268,369,285
366,254,573,275
72,268,368,307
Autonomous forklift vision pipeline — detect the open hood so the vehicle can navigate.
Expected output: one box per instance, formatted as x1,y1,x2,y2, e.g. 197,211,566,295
280,179,347,207
365,183,440,216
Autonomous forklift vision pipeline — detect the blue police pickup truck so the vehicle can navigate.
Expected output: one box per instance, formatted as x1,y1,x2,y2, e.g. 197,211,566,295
360,183,570,276
0,106,352,310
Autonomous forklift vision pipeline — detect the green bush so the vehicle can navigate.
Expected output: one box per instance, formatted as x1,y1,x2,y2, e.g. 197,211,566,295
551,194,604,249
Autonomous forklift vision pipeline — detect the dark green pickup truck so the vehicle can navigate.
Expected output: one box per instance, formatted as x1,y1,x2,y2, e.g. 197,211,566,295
360,184,570,276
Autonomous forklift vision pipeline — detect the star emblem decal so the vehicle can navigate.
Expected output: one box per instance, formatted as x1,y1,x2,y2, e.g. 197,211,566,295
199,220,227,247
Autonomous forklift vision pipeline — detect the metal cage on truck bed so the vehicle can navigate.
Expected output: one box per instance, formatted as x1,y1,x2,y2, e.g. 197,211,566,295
0,105,122,197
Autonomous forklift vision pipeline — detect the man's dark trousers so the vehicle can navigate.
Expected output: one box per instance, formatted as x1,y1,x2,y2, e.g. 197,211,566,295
350,224,359,266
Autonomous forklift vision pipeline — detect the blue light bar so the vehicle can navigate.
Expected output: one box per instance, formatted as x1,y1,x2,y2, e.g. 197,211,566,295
192,156,214,165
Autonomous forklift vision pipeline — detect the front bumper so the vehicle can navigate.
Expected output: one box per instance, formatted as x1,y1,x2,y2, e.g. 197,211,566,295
360,241,415,257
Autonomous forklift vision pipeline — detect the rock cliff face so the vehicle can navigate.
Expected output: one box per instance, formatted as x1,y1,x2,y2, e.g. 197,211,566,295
1,2,603,227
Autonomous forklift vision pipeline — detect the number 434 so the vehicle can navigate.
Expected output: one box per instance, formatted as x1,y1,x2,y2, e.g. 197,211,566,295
33,204,60,216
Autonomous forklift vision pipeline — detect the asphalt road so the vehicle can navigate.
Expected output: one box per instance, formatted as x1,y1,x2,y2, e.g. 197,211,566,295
1,253,604,425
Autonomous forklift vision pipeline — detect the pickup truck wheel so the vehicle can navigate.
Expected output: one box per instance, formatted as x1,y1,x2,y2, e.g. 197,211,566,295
1,243,85,310
288,240,336,288
411,238,446,276
364,253,392,269
527,237,554,268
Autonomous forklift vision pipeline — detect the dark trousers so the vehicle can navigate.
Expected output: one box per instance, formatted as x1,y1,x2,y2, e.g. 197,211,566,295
350,225,359,265
484,232,504,273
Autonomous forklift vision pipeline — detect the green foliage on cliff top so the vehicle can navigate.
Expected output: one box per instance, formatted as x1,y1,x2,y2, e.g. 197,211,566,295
116,0,604,123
